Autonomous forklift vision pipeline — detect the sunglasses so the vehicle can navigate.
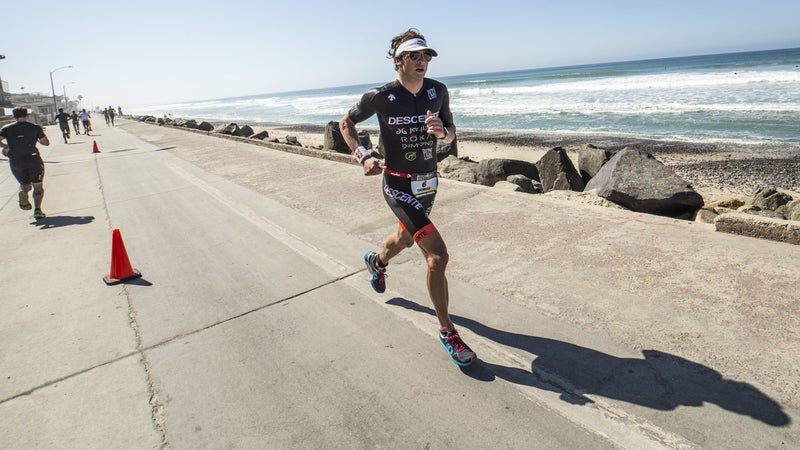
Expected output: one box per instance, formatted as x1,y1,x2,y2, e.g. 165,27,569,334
405,51,433,62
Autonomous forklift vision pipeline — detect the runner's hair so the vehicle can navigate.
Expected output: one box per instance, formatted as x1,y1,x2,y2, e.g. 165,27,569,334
388,28,426,71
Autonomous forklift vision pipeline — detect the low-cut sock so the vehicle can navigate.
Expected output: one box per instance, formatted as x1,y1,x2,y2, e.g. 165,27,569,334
440,329,457,339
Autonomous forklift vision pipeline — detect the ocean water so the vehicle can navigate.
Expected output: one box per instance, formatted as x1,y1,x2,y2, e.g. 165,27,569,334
132,47,800,145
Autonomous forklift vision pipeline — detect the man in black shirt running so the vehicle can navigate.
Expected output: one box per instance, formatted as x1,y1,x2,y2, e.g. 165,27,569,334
340,28,476,367
0,108,50,219
55,108,71,143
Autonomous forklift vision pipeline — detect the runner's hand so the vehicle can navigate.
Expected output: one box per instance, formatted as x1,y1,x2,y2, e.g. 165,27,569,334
425,110,445,138
363,157,384,176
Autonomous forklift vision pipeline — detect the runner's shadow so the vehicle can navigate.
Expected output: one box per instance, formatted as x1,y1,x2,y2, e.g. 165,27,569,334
106,148,138,153
386,297,790,427
32,215,95,229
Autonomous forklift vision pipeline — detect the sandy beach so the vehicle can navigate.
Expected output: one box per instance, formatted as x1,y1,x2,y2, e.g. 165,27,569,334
238,121,800,203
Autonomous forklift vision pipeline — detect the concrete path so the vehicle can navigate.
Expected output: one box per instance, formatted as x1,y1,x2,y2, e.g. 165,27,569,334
0,119,797,449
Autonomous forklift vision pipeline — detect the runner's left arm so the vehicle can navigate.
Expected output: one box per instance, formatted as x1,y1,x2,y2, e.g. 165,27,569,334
434,86,456,144
37,127,50,146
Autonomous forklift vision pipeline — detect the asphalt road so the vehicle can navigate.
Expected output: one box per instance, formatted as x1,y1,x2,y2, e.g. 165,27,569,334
1,119,797,449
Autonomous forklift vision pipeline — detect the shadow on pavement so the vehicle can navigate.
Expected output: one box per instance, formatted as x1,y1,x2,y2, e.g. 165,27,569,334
121,277,153,287
387,297,790,427
106,148,138,153
32,215,95,229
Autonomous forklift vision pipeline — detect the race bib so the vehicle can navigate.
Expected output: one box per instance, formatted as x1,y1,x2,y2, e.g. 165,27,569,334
411,172,438,197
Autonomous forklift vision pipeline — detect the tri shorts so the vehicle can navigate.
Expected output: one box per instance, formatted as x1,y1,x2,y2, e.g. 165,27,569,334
10,158,45,185
382,169,438,244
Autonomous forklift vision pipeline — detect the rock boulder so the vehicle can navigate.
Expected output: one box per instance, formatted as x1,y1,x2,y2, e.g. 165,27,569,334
783,200,800,221
239,125,255,137
578,144,614,184
752,188,793,211
436,137,458,162
475,159,539,187
506,174,542,194
438,155,478,184
251,130,269,140
217,123,240,135
584,147,704,216
535,147,584,192
323,121,350,153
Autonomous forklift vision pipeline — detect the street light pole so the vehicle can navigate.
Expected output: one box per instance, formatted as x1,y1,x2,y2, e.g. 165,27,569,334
49,65,73,118
0,54,7,110
63,82,76,109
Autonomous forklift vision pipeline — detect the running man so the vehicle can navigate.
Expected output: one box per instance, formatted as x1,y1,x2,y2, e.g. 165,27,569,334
339,28,476,366
71,110,80,134
0,108,50,219
54,108,71,143
79,109,91,135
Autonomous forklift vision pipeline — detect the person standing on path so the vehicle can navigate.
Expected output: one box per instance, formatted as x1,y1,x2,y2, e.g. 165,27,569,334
79,109,91,135
339,28,476,367
108,106,116,125
0,108,50,219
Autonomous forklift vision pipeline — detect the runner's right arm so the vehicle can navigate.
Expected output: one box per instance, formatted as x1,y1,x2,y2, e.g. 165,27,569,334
340,112,383,176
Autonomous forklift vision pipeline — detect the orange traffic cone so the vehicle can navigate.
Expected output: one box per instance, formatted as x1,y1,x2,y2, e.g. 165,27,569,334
103,229,142,285
92,140,100,153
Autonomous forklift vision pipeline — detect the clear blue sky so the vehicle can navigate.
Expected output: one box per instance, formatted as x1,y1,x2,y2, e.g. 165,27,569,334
2,0,798,109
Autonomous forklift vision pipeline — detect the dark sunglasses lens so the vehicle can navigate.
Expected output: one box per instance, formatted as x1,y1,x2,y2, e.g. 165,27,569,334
406,52,432,62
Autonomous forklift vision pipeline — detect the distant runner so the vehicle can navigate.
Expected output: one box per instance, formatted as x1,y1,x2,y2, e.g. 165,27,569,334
79,109,91,135
71,110,80,134
55,108,71,143
339,28,476,367
0,108,50,219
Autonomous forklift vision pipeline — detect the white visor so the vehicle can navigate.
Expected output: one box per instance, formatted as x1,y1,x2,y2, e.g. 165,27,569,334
394,38,438,57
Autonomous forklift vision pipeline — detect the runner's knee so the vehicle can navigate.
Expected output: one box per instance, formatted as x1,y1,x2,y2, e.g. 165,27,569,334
397,231,414,248
426,251,449,272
